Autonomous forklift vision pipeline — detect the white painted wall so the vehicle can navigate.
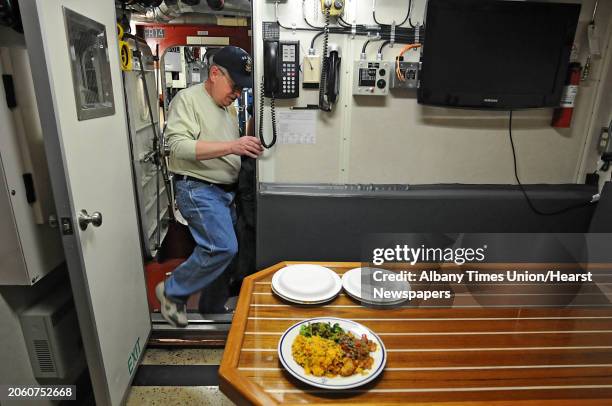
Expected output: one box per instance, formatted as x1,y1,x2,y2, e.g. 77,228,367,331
254,0,612,185
577,9,612,189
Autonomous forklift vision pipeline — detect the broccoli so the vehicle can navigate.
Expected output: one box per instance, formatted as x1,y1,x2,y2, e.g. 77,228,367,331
299,322,346,342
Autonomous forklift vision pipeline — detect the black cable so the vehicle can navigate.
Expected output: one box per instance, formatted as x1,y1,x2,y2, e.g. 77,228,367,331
310,31,326,49
312,30,414,52
378,40,391,54
398,0,411,26
373,0,411,27
362,39,373,54
372,2,383,25
276,18,322,32
277,13,420,41
338,16,351,27
276,13,423,62
407,0,415,28
508,110,594,216
277,19,366,36
303,5,323,29
258,80,276,148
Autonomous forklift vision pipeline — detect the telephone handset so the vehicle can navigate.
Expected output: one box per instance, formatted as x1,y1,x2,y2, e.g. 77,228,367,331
325,47,340,104
263,40,280,96
263,40,299,99
259,40,300,149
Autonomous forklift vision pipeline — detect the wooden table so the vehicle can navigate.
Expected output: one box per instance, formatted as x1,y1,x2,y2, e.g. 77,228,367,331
219,262,612,405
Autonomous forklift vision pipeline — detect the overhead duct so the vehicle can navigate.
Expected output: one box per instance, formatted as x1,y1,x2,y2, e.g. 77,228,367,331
124,0,250,23
157,13,218,25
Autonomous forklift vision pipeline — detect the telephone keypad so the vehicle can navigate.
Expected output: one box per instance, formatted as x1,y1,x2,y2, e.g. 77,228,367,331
282,62,296,94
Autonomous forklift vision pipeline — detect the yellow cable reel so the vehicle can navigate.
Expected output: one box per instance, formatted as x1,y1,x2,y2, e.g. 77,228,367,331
117,24,133,71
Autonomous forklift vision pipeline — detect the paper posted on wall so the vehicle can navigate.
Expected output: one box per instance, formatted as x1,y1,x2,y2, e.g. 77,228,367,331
278,110,317,144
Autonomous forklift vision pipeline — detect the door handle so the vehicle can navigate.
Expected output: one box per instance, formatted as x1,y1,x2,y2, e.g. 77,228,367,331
78,209,103,230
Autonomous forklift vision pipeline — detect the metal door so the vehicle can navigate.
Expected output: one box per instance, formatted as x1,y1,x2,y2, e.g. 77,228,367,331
19,1,150,405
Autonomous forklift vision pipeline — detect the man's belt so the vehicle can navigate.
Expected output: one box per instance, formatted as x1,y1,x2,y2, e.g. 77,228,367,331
175,174,237,193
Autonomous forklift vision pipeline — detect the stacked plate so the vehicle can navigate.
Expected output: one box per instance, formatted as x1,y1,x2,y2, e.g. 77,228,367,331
271,264,342,304
342,267,411,306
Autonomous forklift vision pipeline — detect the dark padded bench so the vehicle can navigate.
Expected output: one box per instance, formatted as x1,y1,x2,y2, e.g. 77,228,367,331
256,183,600,268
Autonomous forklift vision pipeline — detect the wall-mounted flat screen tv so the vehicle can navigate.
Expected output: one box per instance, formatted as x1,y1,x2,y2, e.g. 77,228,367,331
417,0,581,110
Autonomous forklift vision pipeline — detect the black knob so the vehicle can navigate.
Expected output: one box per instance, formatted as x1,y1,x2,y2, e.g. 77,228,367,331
377,79,386,89
379,69,386,76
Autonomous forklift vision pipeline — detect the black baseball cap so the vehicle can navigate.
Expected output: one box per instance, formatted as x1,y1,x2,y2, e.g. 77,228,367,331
212,46,253,89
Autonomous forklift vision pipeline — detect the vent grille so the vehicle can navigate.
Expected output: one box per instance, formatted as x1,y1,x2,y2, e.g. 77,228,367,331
34,340,55,373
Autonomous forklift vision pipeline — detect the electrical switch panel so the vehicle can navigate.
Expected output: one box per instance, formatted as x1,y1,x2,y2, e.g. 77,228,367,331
353,60,391,96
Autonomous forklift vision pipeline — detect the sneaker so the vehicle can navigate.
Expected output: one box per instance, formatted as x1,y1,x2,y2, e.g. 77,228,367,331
224,296,238,313
155,281,188,327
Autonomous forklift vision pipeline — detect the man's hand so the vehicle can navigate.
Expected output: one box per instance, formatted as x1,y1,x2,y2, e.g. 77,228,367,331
230,136,264,158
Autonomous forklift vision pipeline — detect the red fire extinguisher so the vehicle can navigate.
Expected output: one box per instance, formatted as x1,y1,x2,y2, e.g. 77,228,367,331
551,62,582,128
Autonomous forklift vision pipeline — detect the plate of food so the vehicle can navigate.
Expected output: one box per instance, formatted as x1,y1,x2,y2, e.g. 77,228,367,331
277,317,386,389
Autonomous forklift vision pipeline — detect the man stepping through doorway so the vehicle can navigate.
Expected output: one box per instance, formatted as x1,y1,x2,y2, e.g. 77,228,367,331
156,46,263,327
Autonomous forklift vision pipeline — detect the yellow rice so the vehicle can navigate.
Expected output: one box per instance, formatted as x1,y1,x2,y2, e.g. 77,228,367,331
291,334,343,377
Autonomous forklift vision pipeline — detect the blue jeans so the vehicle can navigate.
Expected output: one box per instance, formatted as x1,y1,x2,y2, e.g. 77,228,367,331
164,179,238,304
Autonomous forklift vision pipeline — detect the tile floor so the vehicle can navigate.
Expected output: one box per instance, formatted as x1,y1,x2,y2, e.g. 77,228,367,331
125,348,236,405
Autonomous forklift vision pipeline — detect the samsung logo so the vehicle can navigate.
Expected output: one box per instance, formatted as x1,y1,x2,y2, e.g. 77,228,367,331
483,98,498,103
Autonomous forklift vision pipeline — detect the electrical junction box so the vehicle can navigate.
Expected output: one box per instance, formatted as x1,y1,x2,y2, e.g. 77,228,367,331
164,47,186,89
390,61,420,89
187,61,205,87
353,60,391,96
0,47,64,286
20,286,86,380
303,54,321,88
321,0,345,16
164,48,182,72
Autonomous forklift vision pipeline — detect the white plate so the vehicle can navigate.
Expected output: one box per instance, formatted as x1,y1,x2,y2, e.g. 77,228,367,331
278,317,386,390
272,264,342,303
342,267,411,305
271,284,335,305
344,288,407,306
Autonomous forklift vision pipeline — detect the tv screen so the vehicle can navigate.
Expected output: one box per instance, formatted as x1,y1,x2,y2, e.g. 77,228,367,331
417,0,581,110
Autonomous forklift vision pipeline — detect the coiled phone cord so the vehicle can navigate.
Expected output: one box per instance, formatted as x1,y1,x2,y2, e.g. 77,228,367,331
318,7,332,112
259,79,277,148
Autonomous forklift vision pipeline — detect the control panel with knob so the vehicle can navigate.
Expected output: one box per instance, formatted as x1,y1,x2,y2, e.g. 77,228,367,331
353,60,391,96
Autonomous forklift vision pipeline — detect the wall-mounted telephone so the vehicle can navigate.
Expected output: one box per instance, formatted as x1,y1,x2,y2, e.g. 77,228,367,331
259,40,300,149
325,45,341,105
263,40,299,99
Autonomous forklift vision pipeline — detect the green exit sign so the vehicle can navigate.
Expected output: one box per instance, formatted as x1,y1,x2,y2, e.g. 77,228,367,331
127,337,142,375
